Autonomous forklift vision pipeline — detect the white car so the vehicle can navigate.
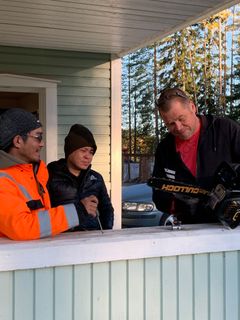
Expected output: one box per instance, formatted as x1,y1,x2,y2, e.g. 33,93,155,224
122,183,163,227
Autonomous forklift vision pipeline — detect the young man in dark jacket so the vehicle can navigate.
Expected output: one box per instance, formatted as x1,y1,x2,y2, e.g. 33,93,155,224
47,124,114,231
153,87,240,225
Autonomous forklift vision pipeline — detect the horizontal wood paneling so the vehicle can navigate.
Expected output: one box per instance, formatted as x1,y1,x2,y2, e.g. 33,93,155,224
58,86,110,97
0,52,110,69
58,126,110,135
58,115,111,126
58,106,111,116
0,64,110,78
57,78,110,88
1,251,239,320
0,45,111,185
58,142,110,155
58,96,110,107
0,46,110,59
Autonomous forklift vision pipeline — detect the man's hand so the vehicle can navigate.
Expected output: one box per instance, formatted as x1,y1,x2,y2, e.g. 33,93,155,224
80,195,98,217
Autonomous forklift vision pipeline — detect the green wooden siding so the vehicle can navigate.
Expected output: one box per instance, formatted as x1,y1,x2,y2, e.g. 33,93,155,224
0,45,111,181
0,251,239,320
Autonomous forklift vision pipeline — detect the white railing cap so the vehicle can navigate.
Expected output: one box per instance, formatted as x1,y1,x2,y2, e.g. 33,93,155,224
0,224,240,271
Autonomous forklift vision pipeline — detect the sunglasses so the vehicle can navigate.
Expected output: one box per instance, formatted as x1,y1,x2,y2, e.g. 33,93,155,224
155,90,189,107
26,133,44,142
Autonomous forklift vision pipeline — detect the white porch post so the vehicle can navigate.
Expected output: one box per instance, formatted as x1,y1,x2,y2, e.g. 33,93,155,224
111,57,122,229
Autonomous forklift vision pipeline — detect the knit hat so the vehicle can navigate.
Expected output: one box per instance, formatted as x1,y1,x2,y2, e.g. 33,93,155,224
0,108,42,150
64,124,97,159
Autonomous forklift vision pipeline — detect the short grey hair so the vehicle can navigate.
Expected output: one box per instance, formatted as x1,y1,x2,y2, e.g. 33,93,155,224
155,87,190,112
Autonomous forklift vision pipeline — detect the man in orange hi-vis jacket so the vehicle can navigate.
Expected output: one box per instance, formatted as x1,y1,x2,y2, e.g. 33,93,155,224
0,108,98,240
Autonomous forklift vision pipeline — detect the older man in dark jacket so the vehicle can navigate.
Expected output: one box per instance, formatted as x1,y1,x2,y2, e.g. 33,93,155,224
47,124,114,231
153,87,240,225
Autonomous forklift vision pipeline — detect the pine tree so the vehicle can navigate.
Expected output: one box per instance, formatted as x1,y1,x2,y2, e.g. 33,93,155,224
121,4,240,159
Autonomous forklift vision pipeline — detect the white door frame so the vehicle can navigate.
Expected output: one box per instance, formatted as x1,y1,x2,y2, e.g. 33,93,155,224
0,74,59,163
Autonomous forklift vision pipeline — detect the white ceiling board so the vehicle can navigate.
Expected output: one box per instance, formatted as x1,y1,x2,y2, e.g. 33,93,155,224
0,0,238,56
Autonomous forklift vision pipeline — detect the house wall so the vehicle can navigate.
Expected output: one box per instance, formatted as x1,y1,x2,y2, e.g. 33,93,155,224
0,251,239,320
0,45,111,182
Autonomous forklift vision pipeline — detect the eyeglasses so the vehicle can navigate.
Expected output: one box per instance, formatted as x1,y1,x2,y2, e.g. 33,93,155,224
155,89,189,107
26,133,44,142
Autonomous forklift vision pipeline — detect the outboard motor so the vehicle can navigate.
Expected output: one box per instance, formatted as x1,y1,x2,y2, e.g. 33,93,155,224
148,161,240,229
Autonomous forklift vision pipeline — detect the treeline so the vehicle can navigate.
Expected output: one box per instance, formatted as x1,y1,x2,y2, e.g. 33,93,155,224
122,5,240,157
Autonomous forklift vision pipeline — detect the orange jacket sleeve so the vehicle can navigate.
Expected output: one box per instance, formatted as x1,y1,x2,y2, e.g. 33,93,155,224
0,176,79,240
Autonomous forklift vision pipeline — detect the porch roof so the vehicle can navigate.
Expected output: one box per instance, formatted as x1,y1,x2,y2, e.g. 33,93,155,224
0,0,238,57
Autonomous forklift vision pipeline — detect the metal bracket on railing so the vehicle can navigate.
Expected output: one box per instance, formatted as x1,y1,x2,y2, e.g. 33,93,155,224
164,214,182,230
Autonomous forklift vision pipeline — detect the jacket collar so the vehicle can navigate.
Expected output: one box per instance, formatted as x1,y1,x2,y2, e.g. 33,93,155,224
0,150,26,169
0,150,41,173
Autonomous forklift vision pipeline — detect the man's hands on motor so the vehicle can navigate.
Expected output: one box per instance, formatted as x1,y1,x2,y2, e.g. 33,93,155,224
80,195,98,217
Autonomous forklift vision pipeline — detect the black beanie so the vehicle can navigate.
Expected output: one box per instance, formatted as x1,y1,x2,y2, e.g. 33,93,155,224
0,108,42,150
64,124,97,159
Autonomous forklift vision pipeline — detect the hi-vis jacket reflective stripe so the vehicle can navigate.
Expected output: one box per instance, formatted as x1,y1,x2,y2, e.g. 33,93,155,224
0,160,79,240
